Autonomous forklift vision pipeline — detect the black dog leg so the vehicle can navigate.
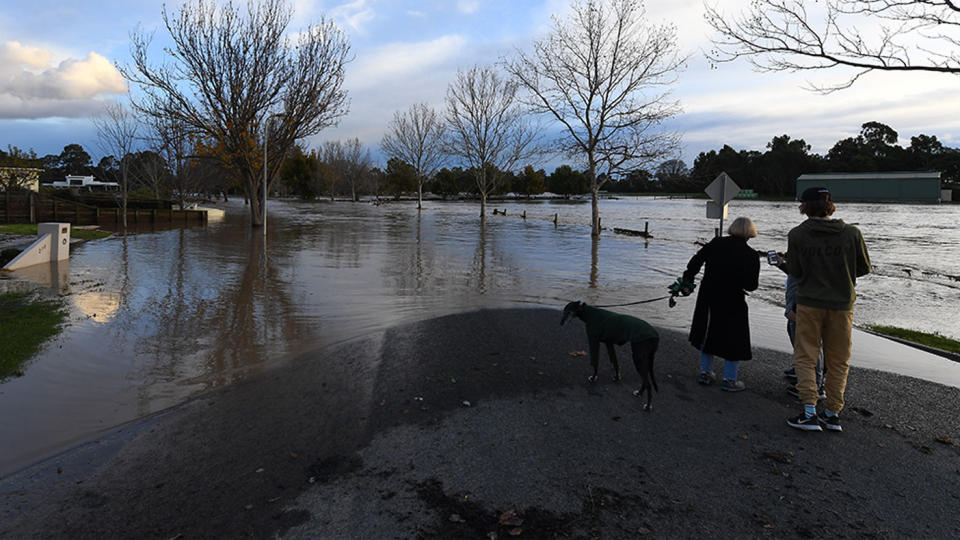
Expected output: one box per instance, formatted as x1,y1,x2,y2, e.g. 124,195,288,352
588,339,600,383
630,338,659,411
606,342,622,381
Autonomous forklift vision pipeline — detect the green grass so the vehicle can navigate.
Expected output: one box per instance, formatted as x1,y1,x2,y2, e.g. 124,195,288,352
868,325,960,355
0,224,36,235
0,224,111,240
0,291,68,380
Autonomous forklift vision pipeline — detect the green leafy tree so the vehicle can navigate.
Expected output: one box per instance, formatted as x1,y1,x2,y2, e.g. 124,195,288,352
0,146,42,190
280,145,317,199
430,167,459,200
759,135,821,196
384,157,417,200
547,165,588,197
516,165,546,198
59,144,93,175
691,146,759,192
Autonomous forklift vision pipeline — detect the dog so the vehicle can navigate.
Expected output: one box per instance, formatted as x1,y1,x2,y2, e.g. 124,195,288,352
561,301,660,410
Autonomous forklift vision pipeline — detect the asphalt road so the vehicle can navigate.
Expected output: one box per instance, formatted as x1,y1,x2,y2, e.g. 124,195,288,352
2,308,959,538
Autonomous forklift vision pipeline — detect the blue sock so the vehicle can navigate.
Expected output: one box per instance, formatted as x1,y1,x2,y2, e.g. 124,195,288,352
804,404,816,418
823,408,837,418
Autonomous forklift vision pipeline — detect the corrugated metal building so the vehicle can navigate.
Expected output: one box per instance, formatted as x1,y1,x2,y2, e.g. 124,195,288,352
796,172,942,203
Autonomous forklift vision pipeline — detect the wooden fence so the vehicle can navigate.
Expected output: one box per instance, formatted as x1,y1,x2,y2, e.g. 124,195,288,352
1,191,207,227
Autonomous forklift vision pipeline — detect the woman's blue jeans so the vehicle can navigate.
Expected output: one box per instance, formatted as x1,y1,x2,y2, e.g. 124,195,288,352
700,352,738,381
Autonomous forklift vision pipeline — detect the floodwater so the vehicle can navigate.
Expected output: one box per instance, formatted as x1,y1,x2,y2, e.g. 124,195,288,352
1,196,958,475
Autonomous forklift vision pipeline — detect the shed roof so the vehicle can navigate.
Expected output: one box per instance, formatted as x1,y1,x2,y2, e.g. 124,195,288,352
798,171,940,181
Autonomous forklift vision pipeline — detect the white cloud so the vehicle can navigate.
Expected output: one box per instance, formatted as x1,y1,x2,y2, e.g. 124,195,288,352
0,41,126,119
330,0,375,34
347,35,465,91
2,41,52,68
457,1,480,15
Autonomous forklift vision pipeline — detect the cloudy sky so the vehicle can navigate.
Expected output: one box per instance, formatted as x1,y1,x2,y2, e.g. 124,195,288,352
2,0,959,170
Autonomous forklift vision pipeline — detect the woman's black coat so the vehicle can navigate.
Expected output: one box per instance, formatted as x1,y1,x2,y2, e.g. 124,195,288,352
682,235,760,360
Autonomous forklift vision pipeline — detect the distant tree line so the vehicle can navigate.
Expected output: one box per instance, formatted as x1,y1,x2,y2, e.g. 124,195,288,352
6,119,957,204
0,142,237,205
680,121,960,197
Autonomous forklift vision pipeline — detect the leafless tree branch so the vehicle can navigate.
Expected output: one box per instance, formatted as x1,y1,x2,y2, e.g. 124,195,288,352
504,0,685,236
706,0,960,93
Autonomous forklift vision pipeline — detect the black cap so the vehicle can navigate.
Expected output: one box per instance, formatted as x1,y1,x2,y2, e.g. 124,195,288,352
800,187,830,202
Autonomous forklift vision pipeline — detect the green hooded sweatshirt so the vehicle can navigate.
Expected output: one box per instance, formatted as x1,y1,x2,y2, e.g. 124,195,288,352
786,218,871,311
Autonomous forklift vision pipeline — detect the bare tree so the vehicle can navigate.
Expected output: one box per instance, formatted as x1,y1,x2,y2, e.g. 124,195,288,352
504,0,684,237
706,0,960,93
381,103,446,210
445,65,539,218
129,150,169,199
319,140,345,201
95,101,140,232
121,0,350,227
144,110,193,208
341,137,372,202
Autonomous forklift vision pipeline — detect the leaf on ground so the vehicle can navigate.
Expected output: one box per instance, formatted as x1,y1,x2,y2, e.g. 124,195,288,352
936,434,953,445
449,514,466,523
508,527,523,536
499,509,523,527
568,350,587,356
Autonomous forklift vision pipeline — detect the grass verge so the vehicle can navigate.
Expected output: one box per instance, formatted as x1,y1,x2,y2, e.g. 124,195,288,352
0,224,111,240
868,325,960,355
0,291,67,380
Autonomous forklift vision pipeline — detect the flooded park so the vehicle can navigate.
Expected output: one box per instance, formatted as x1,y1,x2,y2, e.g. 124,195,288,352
1,196,959,474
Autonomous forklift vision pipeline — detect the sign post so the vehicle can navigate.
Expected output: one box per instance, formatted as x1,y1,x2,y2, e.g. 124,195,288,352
704,172,740,237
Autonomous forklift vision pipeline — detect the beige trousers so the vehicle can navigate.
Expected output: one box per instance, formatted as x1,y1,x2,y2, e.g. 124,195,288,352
794,305,854,414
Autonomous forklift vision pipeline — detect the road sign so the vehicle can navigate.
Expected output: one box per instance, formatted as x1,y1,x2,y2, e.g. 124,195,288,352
706,201,727,219
704,172,740,206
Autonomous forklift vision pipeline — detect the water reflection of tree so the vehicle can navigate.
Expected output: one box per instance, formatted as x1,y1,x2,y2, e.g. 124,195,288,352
383,210,436,296
128,226,313,411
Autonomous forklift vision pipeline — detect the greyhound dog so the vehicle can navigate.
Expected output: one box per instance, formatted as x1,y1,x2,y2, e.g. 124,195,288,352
561,301,660,410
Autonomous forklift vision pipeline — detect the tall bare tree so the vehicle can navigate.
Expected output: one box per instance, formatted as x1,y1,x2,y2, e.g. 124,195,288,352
121,0,350,227
504,0,684,237
341,137,372,202
95,101,140,232
144,109,192,209
381,103,446,210
445,65,539,218
706,0,960,93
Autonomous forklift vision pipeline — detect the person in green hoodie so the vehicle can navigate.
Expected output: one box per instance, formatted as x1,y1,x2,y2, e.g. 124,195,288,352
785,187,871,432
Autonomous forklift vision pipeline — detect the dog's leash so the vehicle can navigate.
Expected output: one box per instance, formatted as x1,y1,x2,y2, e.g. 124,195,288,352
592,295,675,308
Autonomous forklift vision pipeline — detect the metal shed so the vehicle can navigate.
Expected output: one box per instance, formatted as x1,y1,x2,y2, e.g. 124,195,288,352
796,172,942,203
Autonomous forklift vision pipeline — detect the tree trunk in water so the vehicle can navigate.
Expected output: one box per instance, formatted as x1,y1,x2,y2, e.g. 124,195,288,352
247,177,263,227
589,162,600,237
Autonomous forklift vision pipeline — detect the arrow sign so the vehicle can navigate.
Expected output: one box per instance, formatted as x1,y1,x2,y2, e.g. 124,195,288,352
704,172,740,206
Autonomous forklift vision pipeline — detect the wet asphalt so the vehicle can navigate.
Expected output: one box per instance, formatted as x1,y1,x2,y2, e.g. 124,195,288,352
1,307,959,538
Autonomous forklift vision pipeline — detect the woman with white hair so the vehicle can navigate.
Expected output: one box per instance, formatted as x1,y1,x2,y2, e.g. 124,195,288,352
675,217,760,391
